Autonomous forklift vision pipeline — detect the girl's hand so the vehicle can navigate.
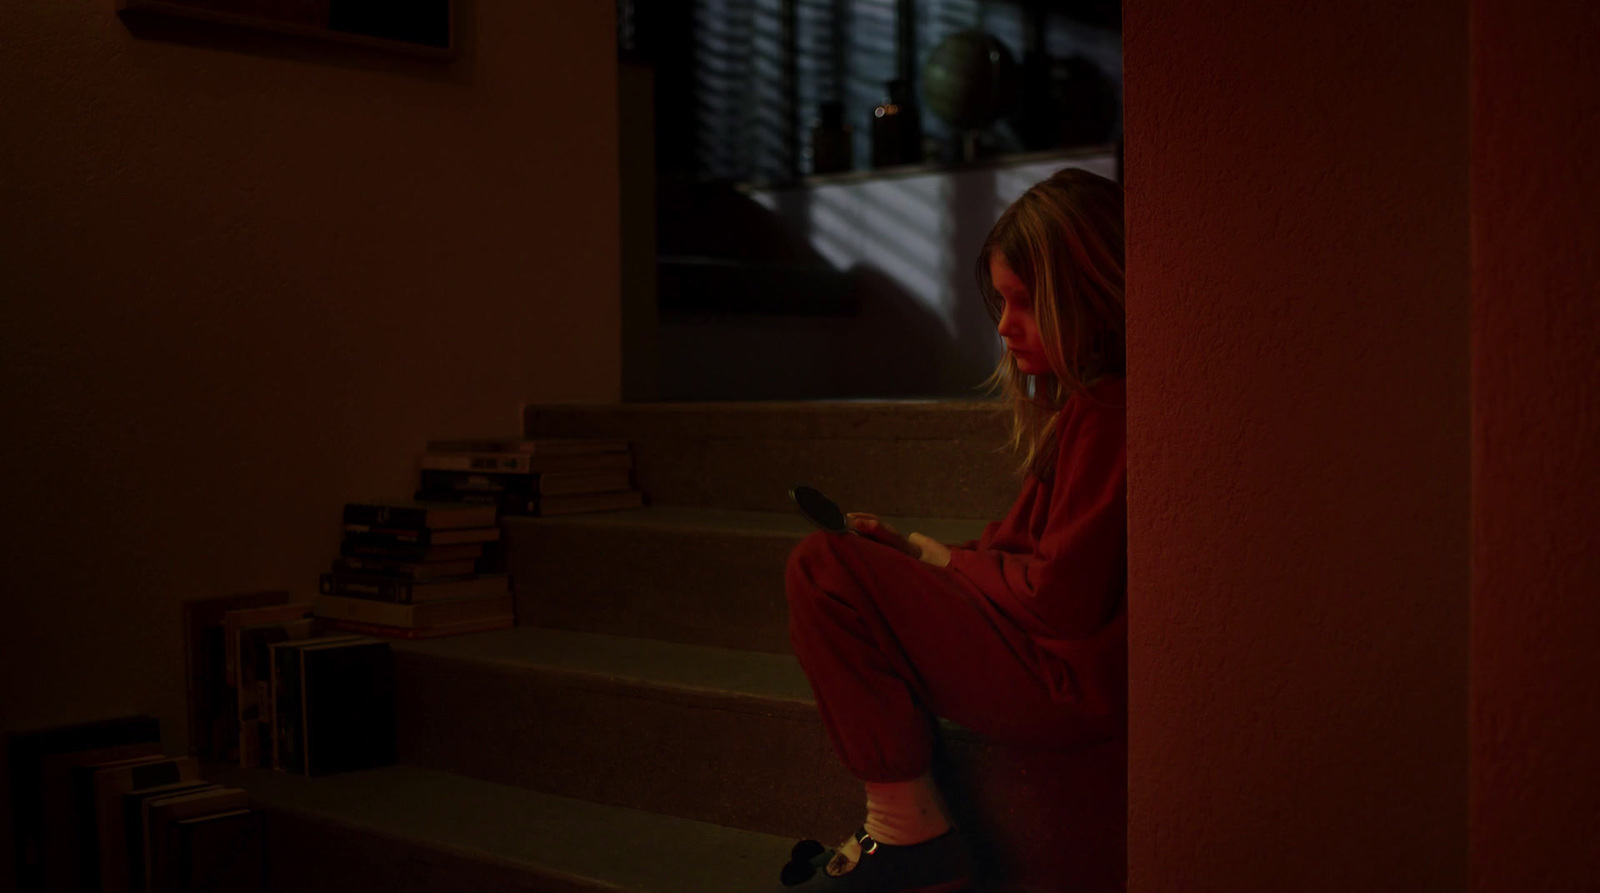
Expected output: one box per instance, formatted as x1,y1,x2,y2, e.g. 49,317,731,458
845,513,952,568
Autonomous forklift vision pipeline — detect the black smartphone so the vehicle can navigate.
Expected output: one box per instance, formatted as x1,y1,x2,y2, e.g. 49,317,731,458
789,485,854,535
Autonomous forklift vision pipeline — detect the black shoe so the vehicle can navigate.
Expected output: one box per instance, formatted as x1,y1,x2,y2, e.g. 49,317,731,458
776,827,974,892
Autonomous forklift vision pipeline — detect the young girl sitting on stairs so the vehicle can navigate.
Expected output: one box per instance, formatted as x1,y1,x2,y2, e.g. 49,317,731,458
779,167,1128,893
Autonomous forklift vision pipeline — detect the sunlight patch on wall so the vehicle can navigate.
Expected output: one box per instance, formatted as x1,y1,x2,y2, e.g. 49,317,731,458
750,155,1114,349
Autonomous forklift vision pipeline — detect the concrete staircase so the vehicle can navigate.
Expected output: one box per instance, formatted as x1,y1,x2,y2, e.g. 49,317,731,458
210,401,1126,893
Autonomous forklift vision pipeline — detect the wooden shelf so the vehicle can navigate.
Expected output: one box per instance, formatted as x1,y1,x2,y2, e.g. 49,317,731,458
734,144,1118,194
116,0,457,60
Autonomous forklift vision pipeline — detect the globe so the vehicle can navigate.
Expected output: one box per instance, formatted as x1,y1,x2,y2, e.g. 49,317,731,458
921,29,1019,131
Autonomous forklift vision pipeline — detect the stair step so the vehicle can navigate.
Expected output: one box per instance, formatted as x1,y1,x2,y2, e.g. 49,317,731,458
504,507,991,653
400,621,817,704
205,764,795,892
390,627,1124,892
391,626,860,840
521,401,1020,518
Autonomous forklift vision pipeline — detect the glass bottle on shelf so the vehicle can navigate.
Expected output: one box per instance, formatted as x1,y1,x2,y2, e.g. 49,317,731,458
871,79,923,169
810,101,853,175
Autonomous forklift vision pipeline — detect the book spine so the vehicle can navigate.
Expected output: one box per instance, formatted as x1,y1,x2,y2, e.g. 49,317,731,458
420,453,537,473
418,469,539,495
319,572,413,604
312,594,414,628
339,540,431,560
149,790,251,893
123,793,145,893
341,526,427,544
342,527,500,547
332,557,476,580
269,648,288,771
339,541,481,561
341,504,431,529
282,651,305,775
296,650,312,777
413,490,538,515
424,438,629,455
324,572,510,604
345,526,499,547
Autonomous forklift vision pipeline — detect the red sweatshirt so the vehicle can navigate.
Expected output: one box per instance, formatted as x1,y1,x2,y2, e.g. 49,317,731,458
943,374,1128,730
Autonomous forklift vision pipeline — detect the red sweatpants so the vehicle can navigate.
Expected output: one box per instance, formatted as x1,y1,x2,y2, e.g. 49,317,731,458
786,529,1105,784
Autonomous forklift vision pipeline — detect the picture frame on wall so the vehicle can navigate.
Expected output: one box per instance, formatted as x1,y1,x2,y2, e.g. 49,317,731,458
116,0,456,59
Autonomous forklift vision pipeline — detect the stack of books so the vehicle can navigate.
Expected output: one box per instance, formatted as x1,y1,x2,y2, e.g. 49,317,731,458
87,755,262,893
16,716,264,893
264,633,395,776
219,600,399,777
414,436,645,516
225,601,319,769
317,500,515,639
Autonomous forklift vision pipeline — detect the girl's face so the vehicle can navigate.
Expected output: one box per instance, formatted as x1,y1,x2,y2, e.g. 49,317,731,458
990,253,1050,376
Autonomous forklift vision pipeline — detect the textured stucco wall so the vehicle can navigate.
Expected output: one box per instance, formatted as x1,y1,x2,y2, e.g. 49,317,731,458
1470,0,1600,889
1123,1,1469,889
0,0,618,840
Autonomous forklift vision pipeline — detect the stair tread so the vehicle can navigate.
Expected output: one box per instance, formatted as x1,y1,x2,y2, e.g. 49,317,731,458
504,504,992,545
397,626,816,705
207,764,795,892
397,626,974,735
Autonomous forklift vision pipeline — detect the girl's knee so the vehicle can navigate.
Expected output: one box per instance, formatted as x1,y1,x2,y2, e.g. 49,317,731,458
785,530,846,599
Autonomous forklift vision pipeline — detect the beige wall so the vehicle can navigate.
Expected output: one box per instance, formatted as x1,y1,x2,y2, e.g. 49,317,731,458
1124,0,1470,888
0,0,619,850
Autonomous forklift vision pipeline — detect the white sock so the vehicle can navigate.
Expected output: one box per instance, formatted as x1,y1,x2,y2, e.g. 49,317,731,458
863,774,952,845
825,775,954,876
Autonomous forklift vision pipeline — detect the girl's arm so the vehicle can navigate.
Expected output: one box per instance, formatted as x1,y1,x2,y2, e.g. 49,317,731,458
943,398,1127,638
845,513,953,567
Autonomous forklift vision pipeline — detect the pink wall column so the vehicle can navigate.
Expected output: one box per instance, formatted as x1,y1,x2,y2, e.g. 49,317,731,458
1470,1,1600,889
1123,1,1470,889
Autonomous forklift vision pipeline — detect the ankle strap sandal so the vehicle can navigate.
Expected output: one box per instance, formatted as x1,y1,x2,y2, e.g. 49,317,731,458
776,827,974,892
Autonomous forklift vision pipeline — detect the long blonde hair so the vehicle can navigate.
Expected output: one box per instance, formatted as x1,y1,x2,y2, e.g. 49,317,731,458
977,167,1126,479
